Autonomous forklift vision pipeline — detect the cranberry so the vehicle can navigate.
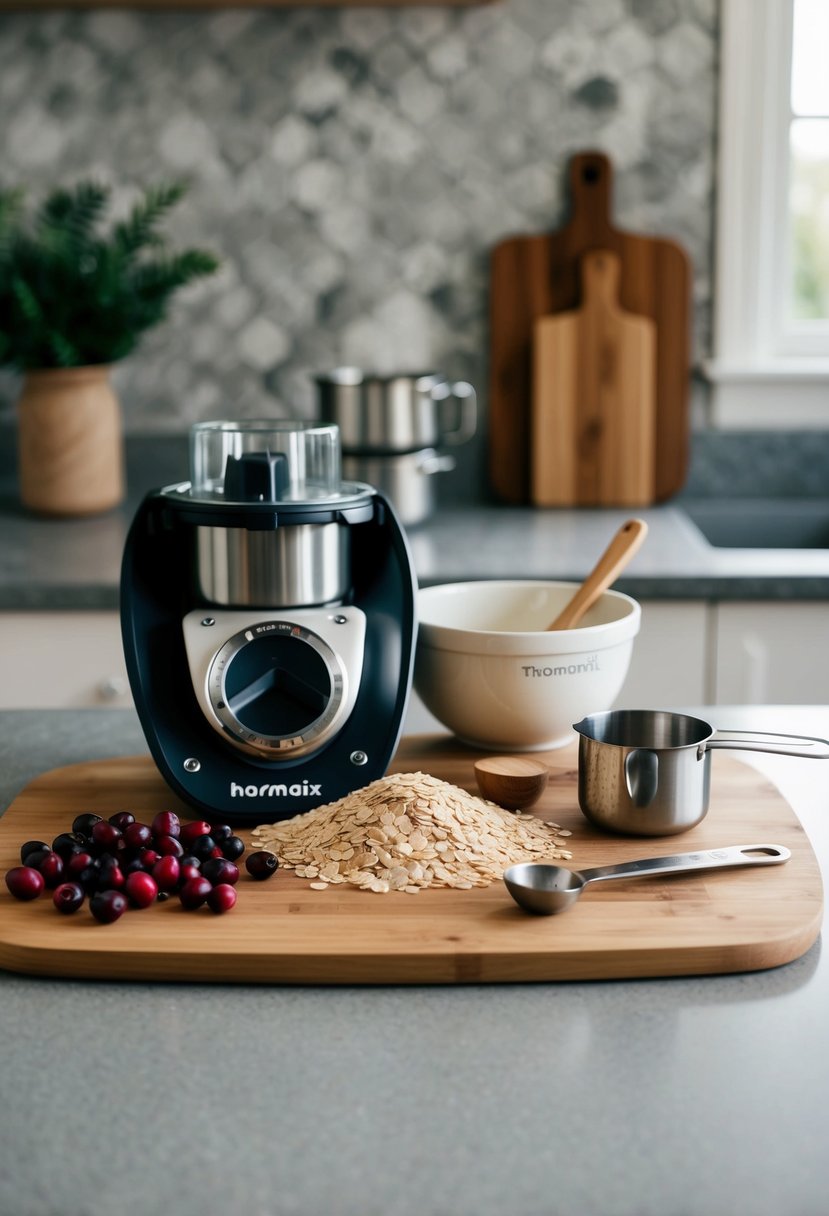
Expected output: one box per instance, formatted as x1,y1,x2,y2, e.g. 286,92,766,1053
90,889,128,924
206,884,237,914
123,821,153,849
209,823,233,842
91,820,122,851
51,832,85,861
109,811,135,831
122,858,147,878
201,858,240,886
5,866,45,901
179,876,212,910
179,820,212,846
124,871,158,909
37,852,65,889
138,848,161,870
76,863,102,895
245,851,279,881
66,851,95,879
97,857,125,891
52,882,85,914
72,813,102,838
190,834,217,862
151,855,180,892
179,860,201,884
23,846,53,872
151,811,180,839
20,839,50,864
155,834,184,858
221,835,246,862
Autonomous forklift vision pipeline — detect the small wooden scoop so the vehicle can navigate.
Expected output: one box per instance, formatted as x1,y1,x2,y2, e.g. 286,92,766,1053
474,756,550,811
547,518,648,631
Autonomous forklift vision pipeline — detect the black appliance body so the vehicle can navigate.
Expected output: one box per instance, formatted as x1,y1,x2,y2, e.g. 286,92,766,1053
120,424,417,826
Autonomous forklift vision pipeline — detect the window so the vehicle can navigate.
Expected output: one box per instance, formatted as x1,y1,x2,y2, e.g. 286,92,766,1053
788,1,829,339
707,0,829,427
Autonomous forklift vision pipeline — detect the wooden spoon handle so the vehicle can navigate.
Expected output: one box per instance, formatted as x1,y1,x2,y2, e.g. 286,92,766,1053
546,518,648,631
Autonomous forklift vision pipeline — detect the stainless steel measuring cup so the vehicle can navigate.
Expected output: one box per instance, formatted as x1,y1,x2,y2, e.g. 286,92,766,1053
504,843,791,915
573,709,829,836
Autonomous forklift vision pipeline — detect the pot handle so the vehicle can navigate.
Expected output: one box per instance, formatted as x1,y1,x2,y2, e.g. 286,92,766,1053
624,748,659,806
431,380,477,445
417,452,456,476
705,729,829,760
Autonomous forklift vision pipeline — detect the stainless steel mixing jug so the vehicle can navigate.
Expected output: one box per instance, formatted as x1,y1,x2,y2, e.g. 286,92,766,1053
189,420,354,609
574,709,829,836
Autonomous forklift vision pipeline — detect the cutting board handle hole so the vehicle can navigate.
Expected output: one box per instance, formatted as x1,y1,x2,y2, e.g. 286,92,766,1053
582,163,601,185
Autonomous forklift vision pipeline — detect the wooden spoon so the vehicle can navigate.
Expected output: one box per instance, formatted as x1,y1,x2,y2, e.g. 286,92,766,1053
546,517,648,631
474,756,550,810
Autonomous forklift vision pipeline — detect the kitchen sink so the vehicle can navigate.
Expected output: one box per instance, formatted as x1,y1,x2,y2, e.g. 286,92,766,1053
681,499,829,549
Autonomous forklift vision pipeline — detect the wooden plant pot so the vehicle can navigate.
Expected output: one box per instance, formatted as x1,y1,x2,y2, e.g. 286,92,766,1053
16,366,125,517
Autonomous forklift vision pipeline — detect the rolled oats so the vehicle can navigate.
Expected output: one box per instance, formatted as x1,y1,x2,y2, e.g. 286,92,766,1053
251,771,572,895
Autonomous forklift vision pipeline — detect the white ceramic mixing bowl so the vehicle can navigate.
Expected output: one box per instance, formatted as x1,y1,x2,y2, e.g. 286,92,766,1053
414,580,641,751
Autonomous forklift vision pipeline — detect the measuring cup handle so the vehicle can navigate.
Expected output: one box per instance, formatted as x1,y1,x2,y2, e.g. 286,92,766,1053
706,730,829,760
580,844,791,886
624,748,659,807
432,381,477,445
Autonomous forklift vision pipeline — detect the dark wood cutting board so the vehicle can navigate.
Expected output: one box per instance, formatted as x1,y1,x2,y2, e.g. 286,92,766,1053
489,150,691,504
0,738,820,984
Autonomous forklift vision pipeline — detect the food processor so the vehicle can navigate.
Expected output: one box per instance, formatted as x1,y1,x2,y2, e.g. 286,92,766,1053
120,420,417,824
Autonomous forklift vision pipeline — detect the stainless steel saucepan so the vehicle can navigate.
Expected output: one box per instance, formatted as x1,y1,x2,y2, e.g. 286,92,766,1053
574,709,829,836
315,368,476,453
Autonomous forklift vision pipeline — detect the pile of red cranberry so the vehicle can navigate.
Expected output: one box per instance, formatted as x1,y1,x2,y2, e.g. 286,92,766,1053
4,809,279,923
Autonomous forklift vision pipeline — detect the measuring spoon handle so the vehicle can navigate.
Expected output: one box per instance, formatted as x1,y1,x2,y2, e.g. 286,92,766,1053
580,843,791,887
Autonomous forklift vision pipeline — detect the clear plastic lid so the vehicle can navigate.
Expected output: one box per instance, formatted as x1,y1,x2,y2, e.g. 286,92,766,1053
189,420,346,504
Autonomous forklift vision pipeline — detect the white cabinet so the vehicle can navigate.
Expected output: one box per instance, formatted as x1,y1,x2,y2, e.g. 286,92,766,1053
617,600,711,708
3,600,826,715
0,612,132,709
713,602,829,704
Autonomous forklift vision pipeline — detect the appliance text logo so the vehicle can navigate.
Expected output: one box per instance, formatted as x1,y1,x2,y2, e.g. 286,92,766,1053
231,780,322,798
522,654,600,678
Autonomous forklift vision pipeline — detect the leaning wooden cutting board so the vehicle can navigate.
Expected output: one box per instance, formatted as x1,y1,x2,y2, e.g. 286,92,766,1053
490,149,691,504
0,738,821,984
532,249,657,506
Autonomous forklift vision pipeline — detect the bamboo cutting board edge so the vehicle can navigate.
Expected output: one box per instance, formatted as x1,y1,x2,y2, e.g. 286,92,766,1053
0,744,821,985
531,250,658,507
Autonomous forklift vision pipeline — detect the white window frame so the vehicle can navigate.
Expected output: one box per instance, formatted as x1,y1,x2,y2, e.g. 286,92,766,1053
706,0,829,428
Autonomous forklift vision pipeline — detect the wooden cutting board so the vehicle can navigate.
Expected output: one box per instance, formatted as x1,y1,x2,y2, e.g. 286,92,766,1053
0,739,821,984
531,250,657,506
490,149,691,504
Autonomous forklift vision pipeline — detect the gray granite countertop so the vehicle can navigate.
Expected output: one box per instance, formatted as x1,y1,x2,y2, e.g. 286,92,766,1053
1,705,828,1216
3,493,829,610
2,431,829,607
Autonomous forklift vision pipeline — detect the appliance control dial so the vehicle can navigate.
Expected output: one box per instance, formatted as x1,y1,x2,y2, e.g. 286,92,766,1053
208,621,347,759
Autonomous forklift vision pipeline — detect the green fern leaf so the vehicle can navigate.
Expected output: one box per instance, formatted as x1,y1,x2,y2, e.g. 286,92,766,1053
11,276,43,325
47,330,80,367
114,181,188,261
0,179,219,369
0,188,25,259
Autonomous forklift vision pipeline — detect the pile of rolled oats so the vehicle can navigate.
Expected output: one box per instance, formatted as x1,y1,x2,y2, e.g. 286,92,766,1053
251,771,573,894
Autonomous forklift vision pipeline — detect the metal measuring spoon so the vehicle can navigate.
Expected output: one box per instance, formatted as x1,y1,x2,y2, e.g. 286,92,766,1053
503,843,791,916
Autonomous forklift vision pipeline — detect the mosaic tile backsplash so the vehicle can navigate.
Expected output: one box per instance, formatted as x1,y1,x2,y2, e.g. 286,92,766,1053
0,0,718,494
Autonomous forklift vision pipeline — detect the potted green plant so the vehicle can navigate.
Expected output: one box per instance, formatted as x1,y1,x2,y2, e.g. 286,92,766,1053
0,180,219,516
